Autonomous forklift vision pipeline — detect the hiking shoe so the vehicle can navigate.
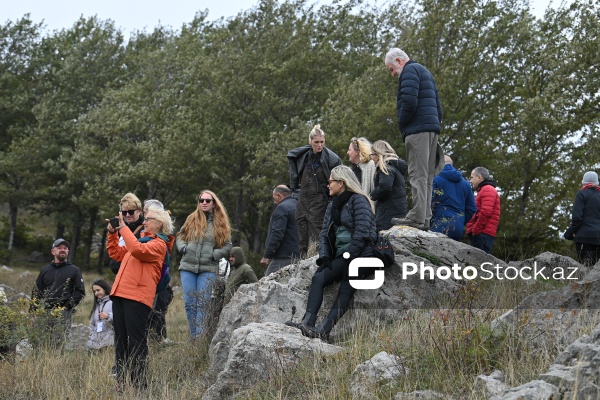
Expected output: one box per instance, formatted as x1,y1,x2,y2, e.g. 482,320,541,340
391,218,425,230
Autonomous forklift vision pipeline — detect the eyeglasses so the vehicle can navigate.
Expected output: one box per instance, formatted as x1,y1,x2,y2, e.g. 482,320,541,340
327,179,339,186
199,198,213,204
143,217,157,222
121,209,137,216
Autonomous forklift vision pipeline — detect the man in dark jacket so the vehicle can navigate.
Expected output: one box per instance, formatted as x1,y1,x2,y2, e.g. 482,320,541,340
564,171,600,265
260,185,301,275
431,156,477,240
30,238,85,348
466,167,501,254
225,247,258,303
385,48,443,231
288,125,342,255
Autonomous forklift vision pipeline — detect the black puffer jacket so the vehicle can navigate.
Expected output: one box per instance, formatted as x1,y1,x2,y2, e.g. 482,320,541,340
319,193,377,260
370,159,408,231
564,185,600,245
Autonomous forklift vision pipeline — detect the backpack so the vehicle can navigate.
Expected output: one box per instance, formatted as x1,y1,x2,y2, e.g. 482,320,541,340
370,234,395,268
138,234,171,293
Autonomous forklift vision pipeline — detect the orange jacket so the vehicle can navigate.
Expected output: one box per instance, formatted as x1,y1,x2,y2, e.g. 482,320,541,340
107,227,173,308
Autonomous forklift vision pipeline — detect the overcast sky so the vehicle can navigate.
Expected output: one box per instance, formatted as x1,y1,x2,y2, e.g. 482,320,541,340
3,0,564,39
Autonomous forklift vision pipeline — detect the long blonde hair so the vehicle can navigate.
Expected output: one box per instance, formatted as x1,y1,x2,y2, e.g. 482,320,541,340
330,166,375,213
371,140,399,175
177,190,231,247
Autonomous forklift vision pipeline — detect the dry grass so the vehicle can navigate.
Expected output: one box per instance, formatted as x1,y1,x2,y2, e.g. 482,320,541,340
1,263,599,399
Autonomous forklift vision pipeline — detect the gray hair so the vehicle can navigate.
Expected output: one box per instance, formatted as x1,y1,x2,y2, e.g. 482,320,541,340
330,165,375,213
308,124,325,141
371,140,399,175
472,167,491,180
144,199,164,212
385,48,409,64
147,208,174,235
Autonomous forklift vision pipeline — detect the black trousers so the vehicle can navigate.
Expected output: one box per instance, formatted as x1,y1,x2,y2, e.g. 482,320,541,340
148,286,174,341
112,296,151,388
306,257,369,323
576,242,600,266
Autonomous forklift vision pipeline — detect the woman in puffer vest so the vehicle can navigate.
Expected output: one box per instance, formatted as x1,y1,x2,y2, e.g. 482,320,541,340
176,190,232,339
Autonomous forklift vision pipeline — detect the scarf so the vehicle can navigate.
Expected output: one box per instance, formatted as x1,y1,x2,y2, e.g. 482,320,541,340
358,160,376,195
581,183,600,191
331,190,353,226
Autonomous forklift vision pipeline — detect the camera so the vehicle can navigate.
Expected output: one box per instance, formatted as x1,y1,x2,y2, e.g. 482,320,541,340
109,217,120,228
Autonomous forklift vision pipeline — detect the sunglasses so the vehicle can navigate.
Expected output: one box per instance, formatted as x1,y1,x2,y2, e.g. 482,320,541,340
121,209,137,216
143,217,157,222
199,198,213,204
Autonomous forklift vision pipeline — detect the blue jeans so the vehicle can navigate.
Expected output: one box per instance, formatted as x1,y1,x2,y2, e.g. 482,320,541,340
180,270,216,338
470,233,495,254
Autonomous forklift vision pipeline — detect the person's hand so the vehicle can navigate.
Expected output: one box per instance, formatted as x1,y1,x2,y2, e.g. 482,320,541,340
316,257,331,273
260,258,270,266
99,311,108,320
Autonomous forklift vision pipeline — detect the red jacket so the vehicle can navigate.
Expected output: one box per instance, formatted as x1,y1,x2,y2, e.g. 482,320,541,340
466,181,501,237
107,227,173,308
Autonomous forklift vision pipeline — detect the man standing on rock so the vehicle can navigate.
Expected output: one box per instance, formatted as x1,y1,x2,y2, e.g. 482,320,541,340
260,185,301,276
385,48,443,231
30,238,86,348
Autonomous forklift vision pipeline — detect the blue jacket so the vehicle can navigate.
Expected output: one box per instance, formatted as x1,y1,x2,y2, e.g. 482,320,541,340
397,60,443,140
263,196,301,260
431,164,477,240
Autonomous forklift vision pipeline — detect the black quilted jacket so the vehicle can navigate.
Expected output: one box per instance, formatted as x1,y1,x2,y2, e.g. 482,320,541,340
319,193,377,260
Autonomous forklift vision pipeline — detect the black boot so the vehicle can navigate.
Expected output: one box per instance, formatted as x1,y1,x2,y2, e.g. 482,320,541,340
301,317,335,341
285,312,316,331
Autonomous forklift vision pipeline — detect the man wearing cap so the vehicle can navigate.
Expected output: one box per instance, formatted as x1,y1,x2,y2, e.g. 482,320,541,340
564,171,600,265
30,239,86,348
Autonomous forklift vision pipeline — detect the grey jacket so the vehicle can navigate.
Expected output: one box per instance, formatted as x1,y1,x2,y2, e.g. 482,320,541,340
176,213,233,274
87,295,114,350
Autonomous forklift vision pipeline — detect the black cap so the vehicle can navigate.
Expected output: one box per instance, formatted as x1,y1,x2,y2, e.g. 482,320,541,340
51,238,69,249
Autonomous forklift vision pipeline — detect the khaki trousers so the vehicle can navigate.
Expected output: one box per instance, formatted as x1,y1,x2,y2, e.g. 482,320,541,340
405,132,438,225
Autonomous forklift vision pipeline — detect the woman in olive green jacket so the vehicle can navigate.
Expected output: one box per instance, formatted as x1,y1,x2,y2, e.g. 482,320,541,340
176,190,232,338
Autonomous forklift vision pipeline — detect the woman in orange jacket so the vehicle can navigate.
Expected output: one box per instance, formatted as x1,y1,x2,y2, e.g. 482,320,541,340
107,204,174,390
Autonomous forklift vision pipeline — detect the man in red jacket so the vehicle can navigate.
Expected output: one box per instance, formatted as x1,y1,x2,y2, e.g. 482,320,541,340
466,167,501,254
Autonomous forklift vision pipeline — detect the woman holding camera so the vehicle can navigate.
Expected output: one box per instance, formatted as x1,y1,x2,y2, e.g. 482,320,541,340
107,206,174,390
86,279,114,350
176,190,232,339
287,165,377,340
